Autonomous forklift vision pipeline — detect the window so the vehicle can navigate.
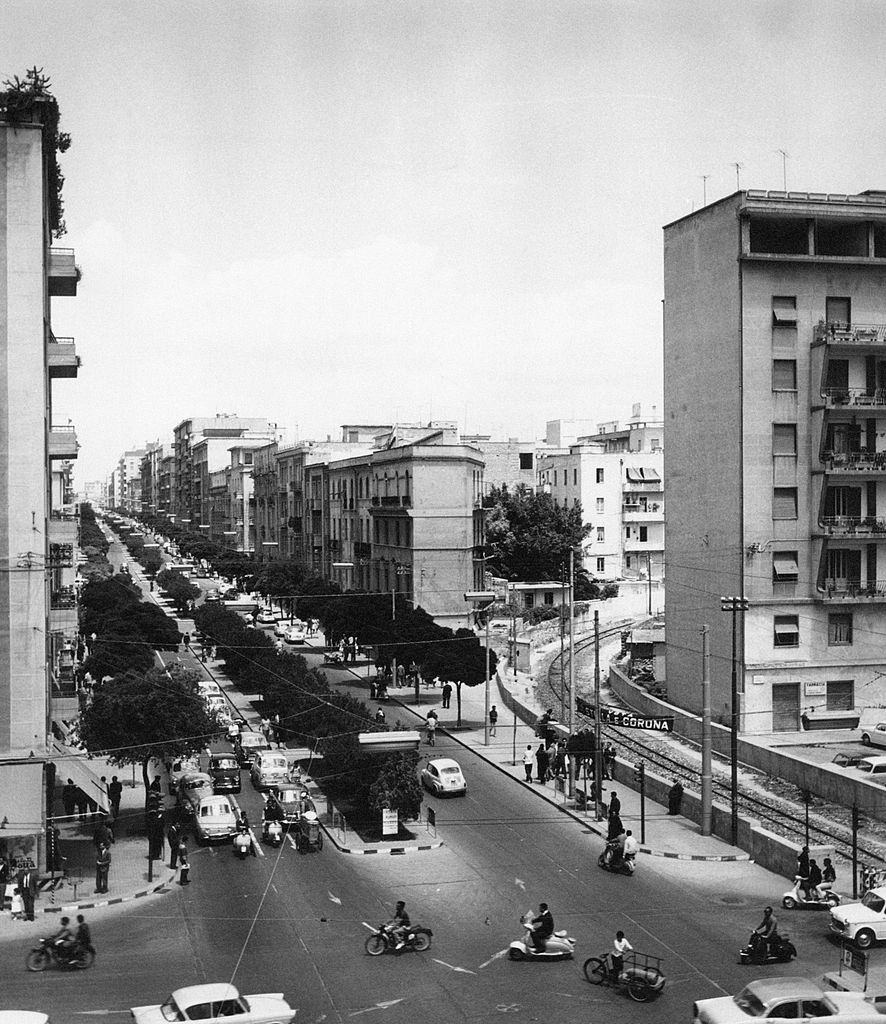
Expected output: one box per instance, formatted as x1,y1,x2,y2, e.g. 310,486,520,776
573,468,578,485
243,451,253,465
639,526,648,542
772,359,797,391
773,424,797,456
553,470,557,485
519,453,533,470
596,497,604,513
772,551,799,581
625,526,631,539
596,468,604,484
826,680,854,711
774,614,800,647
625,556,632,569
828,613,853,645
650,437,660,449
524,593,535,609
772,296,798,324
773,487,798,520
597,527,605,542
826,296,851,326
596,557,605,572
543,591,554,605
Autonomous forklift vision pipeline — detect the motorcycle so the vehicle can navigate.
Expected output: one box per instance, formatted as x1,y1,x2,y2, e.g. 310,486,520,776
363,921,433,956
782,876,840,910
508,911,576,961
26,938,95,972
233,829,252,859
597,840,635,875
738,931,797,966
262,818,283,847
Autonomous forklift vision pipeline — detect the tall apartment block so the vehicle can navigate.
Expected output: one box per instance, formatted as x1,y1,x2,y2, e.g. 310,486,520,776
664,188,886,733
0,80,82,865
537,407,664,582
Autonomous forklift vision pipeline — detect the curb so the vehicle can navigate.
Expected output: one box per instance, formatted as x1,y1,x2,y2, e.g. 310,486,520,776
36,869,177,914
318,819,444,856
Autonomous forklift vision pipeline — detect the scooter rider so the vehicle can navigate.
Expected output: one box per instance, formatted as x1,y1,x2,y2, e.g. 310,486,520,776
808,859,823,900
623,829,639,864
797,845,811,897
822,857,837,890
753,906,778,954
237,812,257,856
530,902,554,952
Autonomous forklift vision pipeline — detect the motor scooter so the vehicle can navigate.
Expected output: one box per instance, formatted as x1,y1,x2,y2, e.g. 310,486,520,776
597,840,635,875
508,911,576,961
782,876,840,910
262,818,283,847
233,829,252,858
738,931,797,965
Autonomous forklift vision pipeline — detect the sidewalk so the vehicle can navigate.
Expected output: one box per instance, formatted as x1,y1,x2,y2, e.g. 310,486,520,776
311,637,749,863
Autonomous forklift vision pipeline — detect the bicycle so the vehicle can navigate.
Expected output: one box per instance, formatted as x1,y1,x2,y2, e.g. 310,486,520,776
582,950,665,1002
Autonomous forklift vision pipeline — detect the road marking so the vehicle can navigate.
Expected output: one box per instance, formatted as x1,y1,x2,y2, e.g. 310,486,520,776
73,1013,130,1017
478,948,508,969
495,1005,520,1013
514,877,525,890
328,891,342,905
626,913,729,995
348,998,404,1016
287,834,298,851
432,958,476,974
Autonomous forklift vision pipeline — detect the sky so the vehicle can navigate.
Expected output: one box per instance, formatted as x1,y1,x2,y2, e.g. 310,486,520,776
5,0,886,483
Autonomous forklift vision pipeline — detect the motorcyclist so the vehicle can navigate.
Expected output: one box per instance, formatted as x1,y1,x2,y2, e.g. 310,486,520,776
753,906,778,955
76,914,95,956
529,902,554,953
262,796,284,836
808,859,823,900
822,857,837,891
623,830,640,865
236,813,256,857
797,846,811,897
52,916,76,960
387,900,412,949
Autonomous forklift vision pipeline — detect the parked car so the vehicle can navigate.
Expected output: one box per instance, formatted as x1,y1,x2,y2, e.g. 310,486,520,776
831,887,886,949
208,753,241,794
234,731,270,767
198,680,221,698
177,772,214,816
170,756,201,788
273,620,289,638
250,750,291,790
131,983,296,1024
269,783,315,826
421,757,467,797
285,625,307,644
257,608,278,625
832,752,865,769
205,693,233,726
854,756,886,780
861,723,886,748
693,977,881,1023
193,795,239,844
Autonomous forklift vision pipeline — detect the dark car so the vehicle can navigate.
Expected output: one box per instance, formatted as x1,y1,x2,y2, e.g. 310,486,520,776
832,751,865,769
208,753,241,793
234,731,271,768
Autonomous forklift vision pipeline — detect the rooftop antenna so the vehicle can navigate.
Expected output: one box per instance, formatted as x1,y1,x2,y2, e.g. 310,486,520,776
776,149,789,191
732,162,743,191
701,174,710,206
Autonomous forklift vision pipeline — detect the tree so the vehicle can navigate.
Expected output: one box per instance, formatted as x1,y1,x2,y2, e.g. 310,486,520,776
156,569,200,616
368,751,423,822
484,484,597,598
78,665,219,794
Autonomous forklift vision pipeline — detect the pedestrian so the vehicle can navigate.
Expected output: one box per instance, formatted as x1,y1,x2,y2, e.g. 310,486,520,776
62,778,77,819
95,842,111,894
261,716,271,742
182,632,191,651
553,742,567,779
667,780,683,815
274,713,284,748
375,707,385,725
397,662,405,686
536,742,549,784
607,812,624,841
92,814,114,849
604,743,616,780
608,791,621,820
489,705,498,737
167,822,181,869
369,680,377,700
522,744,534,782
75,786,89,822
10,885,24,921
797,845,811,897
149,774,162,794
17,865,37,920
178,849,190,886
441,682,452,709
426,711,437,746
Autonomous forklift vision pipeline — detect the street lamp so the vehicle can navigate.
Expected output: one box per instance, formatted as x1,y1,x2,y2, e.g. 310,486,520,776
720,594,748,846
465,591,496,744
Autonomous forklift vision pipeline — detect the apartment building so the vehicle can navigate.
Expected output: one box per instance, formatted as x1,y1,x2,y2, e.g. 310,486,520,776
537,407,664,582
82,480,107,507
140,441,172,515
460,436,538,491
664,188,886,734
253,441,280,559
0,78,85,868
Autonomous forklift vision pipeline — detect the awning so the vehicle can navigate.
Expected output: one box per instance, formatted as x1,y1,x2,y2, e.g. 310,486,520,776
0,761,44,836
772,301,798,324
48,742,109,814
625,467,661,483
773,553,800,579
774,623,798,639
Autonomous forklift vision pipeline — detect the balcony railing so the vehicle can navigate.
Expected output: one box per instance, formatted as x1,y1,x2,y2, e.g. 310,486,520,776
815,321,886,347
818,516,886,536
371,495,412,508
821,578,886,601
49,424,79,460
821,450,886,473
47,335,79,378
820,386,886,407
48,247,79,297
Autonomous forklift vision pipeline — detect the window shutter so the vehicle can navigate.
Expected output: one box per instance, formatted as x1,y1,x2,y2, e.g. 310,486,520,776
773,487,798,519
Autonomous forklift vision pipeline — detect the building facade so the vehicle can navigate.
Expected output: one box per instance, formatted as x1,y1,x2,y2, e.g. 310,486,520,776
664,188,886,733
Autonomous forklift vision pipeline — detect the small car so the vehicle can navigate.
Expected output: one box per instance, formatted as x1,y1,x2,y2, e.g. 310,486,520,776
269,783,315,826
205,693,233,725
831,887,886,949
234,731,270,767
421,757,467,797
854,756,886,779
832,752,865,769
693,977,881,1023
208,753,241,794
193,794,239,844
170,756,201,788
257,608,278,625
250,750,291,790
204,590,222,604
177,772,214,816
861,723,886,748
131,983,296,1024
274,620,289,638
285,626,306,644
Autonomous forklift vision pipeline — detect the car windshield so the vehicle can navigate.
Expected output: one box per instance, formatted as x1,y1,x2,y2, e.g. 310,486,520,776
279,790,298,803
213,758,236,770
160,999,184,1022
862,891,886,911
202,802,230,817
732,988,767,1016
185,779,209,791
264,757,287,769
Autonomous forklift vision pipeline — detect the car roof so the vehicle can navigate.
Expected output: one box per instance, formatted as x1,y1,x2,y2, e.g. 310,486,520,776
181,772,212,785
743,977,824,1003
274,782,302,791
428,758,461,770
210,753,236,763
197,794,234,809
859,755,886,765
239,732,267,744
173,983,240,1007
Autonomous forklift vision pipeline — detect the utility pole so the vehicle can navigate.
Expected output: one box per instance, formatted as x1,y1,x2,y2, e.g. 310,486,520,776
721,595,748,846
567,549,576,799
646,553,652,615
733,161,743,191
511,612,518,765
391,587,397,702
701,625,712,836
593,609,602,819
701,173,710,206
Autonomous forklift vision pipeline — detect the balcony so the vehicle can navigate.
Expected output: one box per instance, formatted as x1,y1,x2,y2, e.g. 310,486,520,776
354,541,371,558
819,386,886,409
819,578,886,602
48,247,79,297
814,321,886,348
49,424,78,460
820,451,886,475
622,503,662,521
48,513,78,546
370,495,412,513
47,335,80,378
816,516,886,537
625,537,664,552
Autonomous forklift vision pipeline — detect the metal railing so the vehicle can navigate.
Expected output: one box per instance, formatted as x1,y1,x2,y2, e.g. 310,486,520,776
822,450,886,472
815,321,886,346
822,578,886,598
821,386,886,406
819,516,886,535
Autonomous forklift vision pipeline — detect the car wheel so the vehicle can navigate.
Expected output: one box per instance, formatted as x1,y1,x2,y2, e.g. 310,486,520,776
856,929,875,950
862,733,872,745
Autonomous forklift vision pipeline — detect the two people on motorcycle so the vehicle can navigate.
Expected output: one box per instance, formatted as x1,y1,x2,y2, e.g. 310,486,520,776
262,795,285,836
605,829,639,868
236,812,257,856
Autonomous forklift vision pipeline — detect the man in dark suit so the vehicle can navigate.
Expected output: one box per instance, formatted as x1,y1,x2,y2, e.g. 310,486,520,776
17,865,37,920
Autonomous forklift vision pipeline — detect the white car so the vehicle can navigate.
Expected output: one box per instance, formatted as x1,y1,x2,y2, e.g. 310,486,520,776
132,983,295,1024
193,795,238,844
831,886,886,948
285,626,306,644
205,693,233,726
861,722,886,748
853,756,886,780
421,757,467,797
693,977,881,1023
274,620,289,638
257,608,278,625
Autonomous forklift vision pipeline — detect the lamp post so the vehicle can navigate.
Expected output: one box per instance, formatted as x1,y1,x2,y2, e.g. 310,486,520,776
720,595,748,846
465,591,496,744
